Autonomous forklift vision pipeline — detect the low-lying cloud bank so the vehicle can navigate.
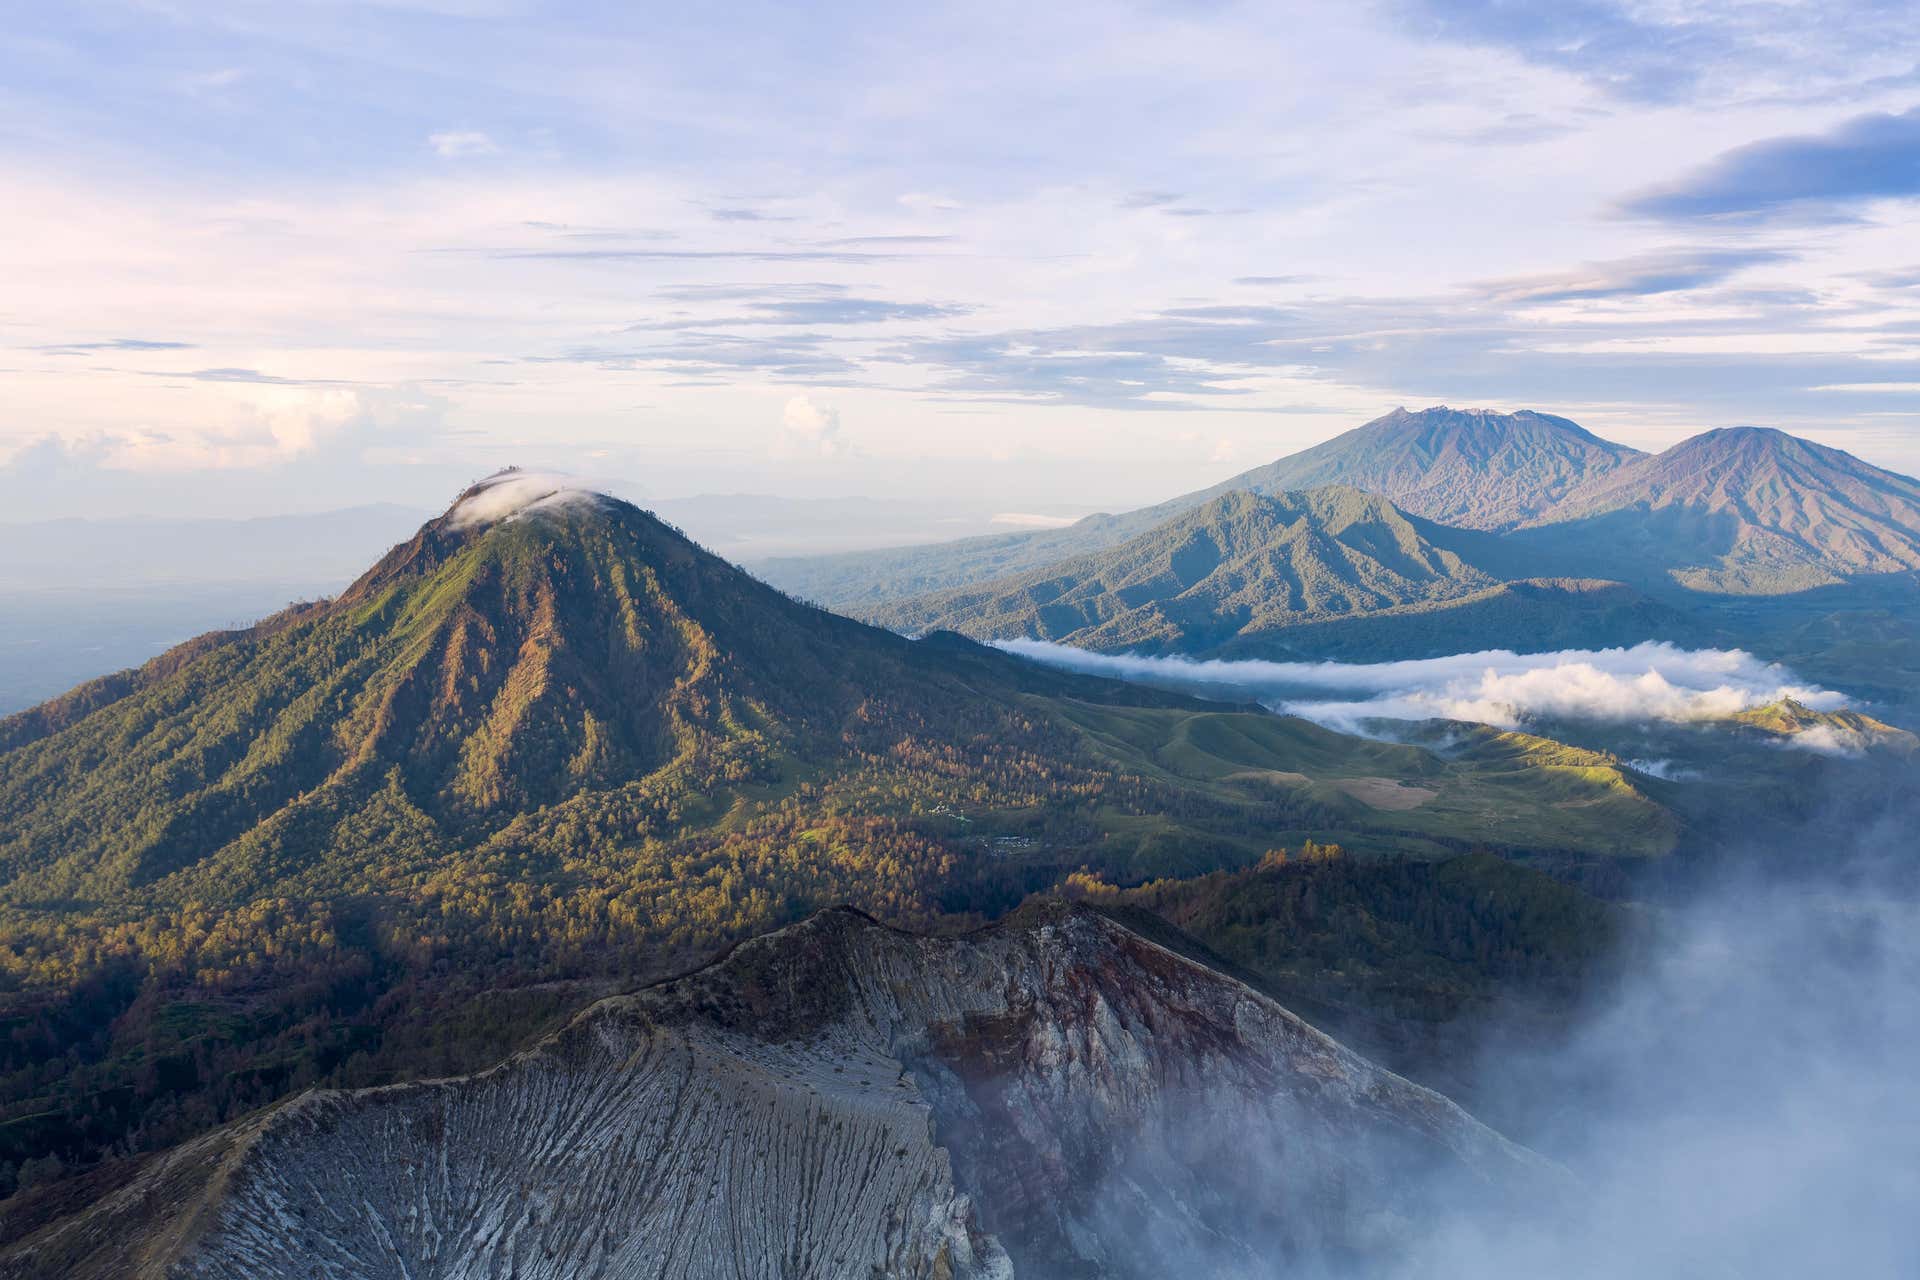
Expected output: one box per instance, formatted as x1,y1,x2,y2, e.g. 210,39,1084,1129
997,640,1848,739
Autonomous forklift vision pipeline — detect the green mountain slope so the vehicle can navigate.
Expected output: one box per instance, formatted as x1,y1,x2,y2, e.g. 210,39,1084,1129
755,406,1640,607
867,486,1692,661
1519,427,1920,594
870,487,1502,652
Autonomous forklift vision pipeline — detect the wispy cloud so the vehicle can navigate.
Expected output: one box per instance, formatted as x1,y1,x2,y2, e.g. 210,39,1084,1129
1623,107,1920,223
32,338,197,354
1476,249,1795,304
428,130,498,158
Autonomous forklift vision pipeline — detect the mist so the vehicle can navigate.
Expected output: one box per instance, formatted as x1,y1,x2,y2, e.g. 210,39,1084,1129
1065,798,1920,1278
1384,831,1920,1277
997,639,1849,739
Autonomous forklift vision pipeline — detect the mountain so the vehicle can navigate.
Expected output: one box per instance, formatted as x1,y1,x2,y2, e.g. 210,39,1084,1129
0,471,1178,900
0,471,1668,1195
3,902,1552,1280
1182,406,1642,532
867,486,1693,661
1521,427,1920,593
754,407,1641,608
871,487,1502,652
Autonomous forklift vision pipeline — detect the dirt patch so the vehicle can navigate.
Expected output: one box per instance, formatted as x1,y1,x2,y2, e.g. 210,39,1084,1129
1332,777,1437,811
1224,769,1311,787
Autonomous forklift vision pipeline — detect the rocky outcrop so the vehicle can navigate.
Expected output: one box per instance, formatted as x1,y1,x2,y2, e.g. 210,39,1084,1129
4,903,1554,1279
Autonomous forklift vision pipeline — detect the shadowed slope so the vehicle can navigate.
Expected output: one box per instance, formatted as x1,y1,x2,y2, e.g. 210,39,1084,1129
1521,427,1920,593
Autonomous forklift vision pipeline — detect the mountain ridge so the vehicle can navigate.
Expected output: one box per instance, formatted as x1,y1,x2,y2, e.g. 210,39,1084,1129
754,406,1642,607
868,485,1506,653
1520,426,1920,593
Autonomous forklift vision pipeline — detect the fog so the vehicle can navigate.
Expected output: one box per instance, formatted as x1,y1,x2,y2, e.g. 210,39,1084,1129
997,639,1849,740
1390,861,1920,1277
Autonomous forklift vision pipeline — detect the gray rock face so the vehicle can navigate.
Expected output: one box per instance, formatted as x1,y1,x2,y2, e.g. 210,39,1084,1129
4,904,1551,1279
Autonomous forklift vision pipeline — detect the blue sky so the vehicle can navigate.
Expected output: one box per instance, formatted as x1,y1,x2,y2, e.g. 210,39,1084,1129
4,0,1920,518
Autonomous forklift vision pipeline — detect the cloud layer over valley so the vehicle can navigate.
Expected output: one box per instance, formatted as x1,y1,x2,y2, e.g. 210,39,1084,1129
998,640,1849,738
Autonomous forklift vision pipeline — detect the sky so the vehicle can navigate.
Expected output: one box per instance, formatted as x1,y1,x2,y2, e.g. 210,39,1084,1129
4,0,1920,519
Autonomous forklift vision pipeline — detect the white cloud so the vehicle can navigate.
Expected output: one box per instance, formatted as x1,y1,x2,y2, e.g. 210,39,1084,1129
428,130,499,158
991,511,1080,528
444,470,604,530
995,640,1849,734
775,394,850,459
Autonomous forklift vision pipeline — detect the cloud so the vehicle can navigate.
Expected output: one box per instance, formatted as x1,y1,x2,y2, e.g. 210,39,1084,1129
1622,107,1920,223
707,207,795,223
1476,249,1794,304
31,338,197,354
1119,191,1184,209
428,130,499,158
624,291,969,329
444,470,604,530
990,511,1080,529
995,640,1848,734
775,394,850,458
1398,0,1920,104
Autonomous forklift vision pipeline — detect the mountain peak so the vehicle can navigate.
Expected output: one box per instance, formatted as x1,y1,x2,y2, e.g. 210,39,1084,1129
1209,406,1642,531
1524,425,1920,592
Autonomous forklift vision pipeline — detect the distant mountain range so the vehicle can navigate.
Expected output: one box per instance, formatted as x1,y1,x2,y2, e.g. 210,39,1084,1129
866,485,1695,660
871,486,1503,654
754,406,1642,606
759,408,1920,612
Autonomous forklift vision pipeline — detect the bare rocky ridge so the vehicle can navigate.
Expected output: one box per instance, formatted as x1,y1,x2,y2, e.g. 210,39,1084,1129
3,903,1550,1279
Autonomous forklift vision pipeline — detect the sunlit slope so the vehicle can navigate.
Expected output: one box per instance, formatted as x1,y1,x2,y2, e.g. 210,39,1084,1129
0,481,1190,905
1046,700,1679,859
